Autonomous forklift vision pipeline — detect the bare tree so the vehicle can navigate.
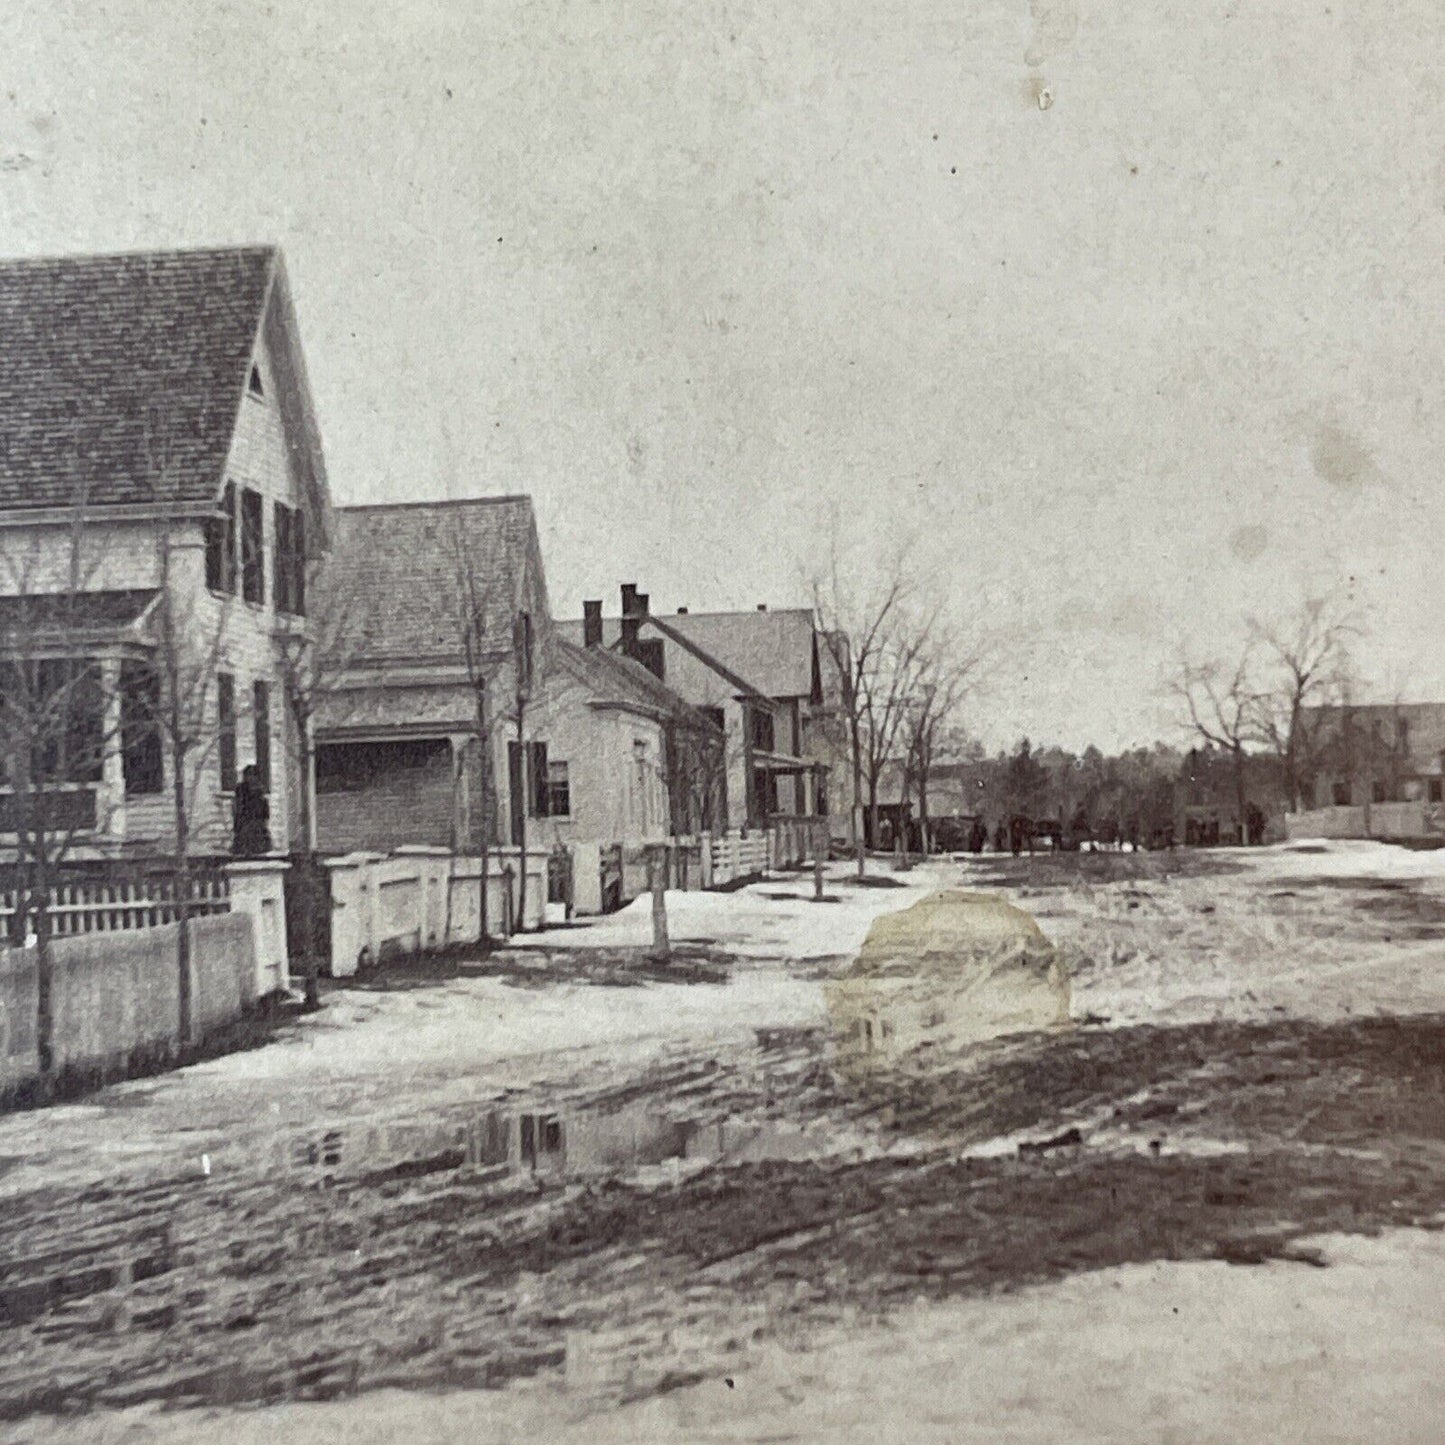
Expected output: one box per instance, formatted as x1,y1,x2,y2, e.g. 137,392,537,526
452,532,503,944
899,626,991,855
143,408,241,1039
811,538,912,878
506,607,543,933
1248,592,1361,811
1170,643,1261,845
859,608,938,857
0,469,137,1073
1,564,115,1070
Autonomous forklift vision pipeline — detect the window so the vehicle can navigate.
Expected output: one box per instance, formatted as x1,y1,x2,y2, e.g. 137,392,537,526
749,706,775,753
316,737,450,794
702,706,725,735
205,482,238,595
1430,779,1443,804
217,672,236,792
30,658,103,786
240,488,264,605
1332,781,1350,806
545,761,570,818
248,363,265,399
253,680,271,791
120,661,162,796
273,503,307,616
1397,717,1410,752
1372,780,1387,804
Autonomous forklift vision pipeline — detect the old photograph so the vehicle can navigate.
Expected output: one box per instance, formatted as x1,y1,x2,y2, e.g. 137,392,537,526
1,2,1443,1441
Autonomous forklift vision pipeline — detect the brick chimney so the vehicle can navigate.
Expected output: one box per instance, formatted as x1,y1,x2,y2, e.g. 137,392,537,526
677,606,688,615
582,599,603,648
620,583,645,657
757,603,768,612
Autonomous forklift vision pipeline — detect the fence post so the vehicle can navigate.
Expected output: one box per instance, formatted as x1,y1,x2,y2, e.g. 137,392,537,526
646,845,670,960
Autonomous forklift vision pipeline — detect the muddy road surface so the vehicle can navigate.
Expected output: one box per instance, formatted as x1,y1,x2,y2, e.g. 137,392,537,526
4,847,1445,1441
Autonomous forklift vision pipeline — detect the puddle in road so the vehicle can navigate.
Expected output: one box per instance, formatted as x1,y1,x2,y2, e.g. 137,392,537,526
273,1096,848,1189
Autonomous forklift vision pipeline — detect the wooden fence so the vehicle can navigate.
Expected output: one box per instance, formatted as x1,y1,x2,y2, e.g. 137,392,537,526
1,869,231,940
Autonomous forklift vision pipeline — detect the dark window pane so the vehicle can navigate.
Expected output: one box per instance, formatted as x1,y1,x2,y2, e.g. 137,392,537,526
241,489,264,605
547,761,570,818
121,661,163,796
32,658,103,785
208,483,238,594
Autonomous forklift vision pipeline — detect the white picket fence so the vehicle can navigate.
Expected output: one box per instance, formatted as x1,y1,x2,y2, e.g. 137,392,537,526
704,819,823,889
0,873,231,938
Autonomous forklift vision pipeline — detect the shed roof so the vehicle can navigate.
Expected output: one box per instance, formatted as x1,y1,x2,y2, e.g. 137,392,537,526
0,246,288,514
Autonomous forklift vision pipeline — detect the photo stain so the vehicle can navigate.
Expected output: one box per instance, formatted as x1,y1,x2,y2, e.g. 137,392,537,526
1229,524,1270,563
1310,421,1384,495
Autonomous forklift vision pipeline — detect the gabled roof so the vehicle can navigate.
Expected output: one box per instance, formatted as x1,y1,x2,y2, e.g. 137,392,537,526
0,245,327,519
318,497,545,667
554,637,723,730
666,609,818,700
556,606,820,702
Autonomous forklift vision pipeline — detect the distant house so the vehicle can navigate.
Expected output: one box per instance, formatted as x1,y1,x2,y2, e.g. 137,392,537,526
0,245,331,857
311,497,547,855
311,500,722,861
1298,702,1445,809
559,591,830,830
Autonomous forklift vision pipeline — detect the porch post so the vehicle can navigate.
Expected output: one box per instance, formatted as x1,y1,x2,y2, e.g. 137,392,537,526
98,654,126,844
449,733,472,851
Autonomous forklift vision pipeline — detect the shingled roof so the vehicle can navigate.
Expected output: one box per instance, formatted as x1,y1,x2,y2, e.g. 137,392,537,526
554,636,722,730
0,245,283,513
319,497,545,667
557,606,821,701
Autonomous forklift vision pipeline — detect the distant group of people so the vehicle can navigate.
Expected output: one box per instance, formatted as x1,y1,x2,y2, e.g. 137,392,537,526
960,812,1179,857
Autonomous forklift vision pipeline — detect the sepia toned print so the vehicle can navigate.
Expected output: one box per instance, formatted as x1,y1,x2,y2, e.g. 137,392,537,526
1,2,1443,1440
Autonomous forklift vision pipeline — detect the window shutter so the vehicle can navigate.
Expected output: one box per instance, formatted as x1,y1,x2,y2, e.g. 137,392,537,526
507,741,524,845
217,673,237,791
272,503,288,610
293,508,306,615
530,740,549,816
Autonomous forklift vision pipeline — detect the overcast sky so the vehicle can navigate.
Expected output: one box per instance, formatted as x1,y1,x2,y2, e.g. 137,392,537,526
3,0,1441,751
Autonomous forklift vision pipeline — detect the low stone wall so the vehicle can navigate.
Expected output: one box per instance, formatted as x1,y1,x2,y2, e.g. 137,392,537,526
0,912,259,1093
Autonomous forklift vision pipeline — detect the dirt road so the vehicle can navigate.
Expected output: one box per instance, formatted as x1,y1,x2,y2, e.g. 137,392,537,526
4,845,1445,1442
